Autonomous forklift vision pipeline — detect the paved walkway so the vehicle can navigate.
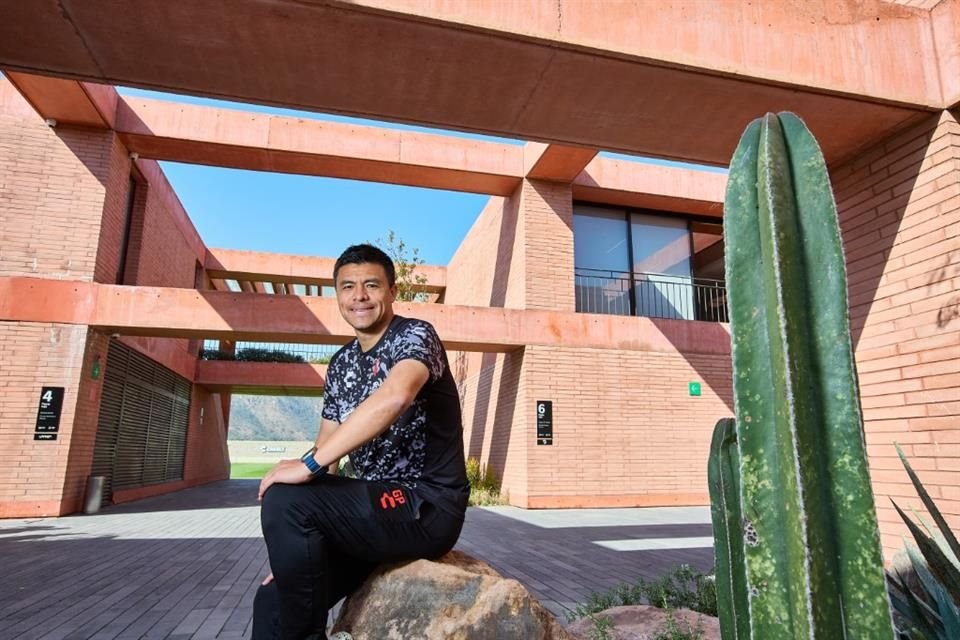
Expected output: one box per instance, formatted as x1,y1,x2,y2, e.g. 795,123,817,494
0,481,713,639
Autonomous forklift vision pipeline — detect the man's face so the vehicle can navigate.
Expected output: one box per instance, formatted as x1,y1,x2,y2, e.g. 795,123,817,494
334,262,397,334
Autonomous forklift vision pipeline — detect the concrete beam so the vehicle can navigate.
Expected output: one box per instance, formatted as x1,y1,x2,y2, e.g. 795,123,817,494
574,157,727,218
0,1,932,166
525,142,598,182
351,0,945,107
0,277,731,355
204,249,447,293
115,97,524,196
4,71,116,127
195,360,326,396
933,0,960,107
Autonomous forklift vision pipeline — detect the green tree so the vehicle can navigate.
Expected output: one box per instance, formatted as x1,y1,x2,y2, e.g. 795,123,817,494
375,230,430,302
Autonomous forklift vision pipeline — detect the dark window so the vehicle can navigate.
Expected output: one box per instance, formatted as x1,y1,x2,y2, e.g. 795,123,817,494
573,206,727,322
116,177,137,285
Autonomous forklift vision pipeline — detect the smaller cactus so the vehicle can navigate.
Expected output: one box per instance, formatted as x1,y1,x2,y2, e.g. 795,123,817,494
708,417,748,640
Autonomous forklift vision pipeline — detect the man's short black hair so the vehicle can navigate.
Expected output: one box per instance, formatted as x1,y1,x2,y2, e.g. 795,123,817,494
333,244,396,287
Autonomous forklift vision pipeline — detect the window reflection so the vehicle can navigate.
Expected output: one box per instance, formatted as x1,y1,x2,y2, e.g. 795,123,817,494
573,206,727,323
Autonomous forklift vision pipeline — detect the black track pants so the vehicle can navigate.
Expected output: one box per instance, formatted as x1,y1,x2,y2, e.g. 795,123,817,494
253,474,464,640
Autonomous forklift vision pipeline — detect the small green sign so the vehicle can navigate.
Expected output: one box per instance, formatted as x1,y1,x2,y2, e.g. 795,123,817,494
689,382,702,397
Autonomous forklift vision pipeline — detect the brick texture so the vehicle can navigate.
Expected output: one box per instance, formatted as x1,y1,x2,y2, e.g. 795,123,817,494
0,322,93,516
521,179,575,312
447,176,733,507
0,84,132,516
0,82,226,516
453,350,529,503
523,346,732,506
832,108,960,555
446,194,525,308
0,100,122,281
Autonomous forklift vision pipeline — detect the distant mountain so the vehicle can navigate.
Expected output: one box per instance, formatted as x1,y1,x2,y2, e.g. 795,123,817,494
228,395,324,441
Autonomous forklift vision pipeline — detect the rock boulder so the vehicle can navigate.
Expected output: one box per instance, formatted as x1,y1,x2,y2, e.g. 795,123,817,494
331,550,572,640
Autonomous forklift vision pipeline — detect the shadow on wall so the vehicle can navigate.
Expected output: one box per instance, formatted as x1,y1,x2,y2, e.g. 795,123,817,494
489,190,520,308
464,351,523,486
931,250,959,329
456,183,524,475
466,352,499,460
840,118,934,348
649,317,734,413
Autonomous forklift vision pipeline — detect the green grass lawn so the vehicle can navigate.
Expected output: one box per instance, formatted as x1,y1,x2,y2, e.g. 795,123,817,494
230,462,275,479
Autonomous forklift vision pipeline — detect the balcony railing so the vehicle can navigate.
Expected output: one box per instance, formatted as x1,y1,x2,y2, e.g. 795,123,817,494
574,268,728,323
201,341,340,364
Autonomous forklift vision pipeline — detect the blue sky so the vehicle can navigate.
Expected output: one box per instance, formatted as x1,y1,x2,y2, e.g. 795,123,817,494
118,87,725,266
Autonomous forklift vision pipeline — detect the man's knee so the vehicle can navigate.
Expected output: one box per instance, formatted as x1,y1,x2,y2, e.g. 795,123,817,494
260,483,303,537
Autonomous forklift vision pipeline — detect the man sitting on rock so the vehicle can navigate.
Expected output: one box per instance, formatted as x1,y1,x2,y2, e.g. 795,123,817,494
253,244,470,640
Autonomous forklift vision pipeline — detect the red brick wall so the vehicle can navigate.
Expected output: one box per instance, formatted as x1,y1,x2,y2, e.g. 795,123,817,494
832,109,960,554
447,179,734,507
0,90,124,281
0,82,226,516
446,179,574,311
520,179,575,312
60,330,110,514
0,323,96,516
185,386,231,485
117,159,208,380
454,350,529,503
446,193,525,308
446,189,530,502
522,346,732,507
92,136,135,284
0,83,131,516
126,161,204,289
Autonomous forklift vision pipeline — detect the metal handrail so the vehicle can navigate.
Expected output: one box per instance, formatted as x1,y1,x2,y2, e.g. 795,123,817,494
574,269,728,322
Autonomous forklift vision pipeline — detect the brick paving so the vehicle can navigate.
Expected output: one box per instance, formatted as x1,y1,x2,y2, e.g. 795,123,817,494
0,481,713,639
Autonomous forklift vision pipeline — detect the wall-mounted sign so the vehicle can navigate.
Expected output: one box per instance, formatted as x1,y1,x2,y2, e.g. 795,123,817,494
536,400,553,445
35,387,65,435
34,433,58,441
689,382,702,397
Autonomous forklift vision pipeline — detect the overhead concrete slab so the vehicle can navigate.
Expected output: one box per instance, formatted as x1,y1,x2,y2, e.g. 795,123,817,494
0,0,937,166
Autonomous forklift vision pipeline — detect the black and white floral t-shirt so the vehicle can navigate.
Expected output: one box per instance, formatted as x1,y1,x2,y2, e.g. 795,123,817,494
321,316,469,515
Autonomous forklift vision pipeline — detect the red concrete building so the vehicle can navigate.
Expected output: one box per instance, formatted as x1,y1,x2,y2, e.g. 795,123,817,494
0,1,957,556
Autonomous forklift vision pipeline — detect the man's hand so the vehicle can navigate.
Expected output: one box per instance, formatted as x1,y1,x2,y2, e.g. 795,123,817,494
258,458,312,500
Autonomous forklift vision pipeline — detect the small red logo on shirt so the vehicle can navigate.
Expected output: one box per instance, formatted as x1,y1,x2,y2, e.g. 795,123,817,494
372,358,380,376
379,489,406,510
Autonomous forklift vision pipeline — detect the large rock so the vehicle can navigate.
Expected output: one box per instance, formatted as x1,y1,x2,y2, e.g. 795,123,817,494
331,550,572,640
566,605,721,640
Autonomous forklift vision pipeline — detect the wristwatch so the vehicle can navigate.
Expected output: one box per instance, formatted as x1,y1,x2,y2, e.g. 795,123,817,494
300,446,327,477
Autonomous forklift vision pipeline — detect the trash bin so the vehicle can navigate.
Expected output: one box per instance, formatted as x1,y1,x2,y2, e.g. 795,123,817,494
84,476,105,514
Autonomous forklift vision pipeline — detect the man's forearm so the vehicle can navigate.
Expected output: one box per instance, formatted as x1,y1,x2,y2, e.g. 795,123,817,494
312,388,410,468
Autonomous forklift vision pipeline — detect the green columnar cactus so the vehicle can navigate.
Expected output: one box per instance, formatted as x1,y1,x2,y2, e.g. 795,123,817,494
708,417,749,640
716,112,894,638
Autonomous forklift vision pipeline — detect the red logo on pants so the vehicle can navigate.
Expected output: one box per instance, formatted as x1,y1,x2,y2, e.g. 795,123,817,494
380,489,406,510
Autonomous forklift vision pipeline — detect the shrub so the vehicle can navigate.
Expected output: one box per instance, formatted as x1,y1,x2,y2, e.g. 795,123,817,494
651,606,705,640
465,457,505,507
886,444,960,639
566,564,717,622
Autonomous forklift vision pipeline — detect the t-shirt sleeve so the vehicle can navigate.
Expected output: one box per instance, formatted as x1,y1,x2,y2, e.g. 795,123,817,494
393,321,445,382
320,355,341,422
